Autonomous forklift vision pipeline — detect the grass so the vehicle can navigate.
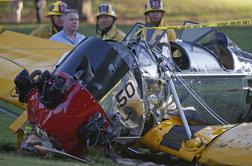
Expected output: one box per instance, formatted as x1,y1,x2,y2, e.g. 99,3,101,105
0,113,16,145
0,100,24,145
0,151,118,166
3,23,252,52
0,153,87,166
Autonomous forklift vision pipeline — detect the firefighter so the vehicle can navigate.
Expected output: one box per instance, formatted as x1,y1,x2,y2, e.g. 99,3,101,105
144,0,176,41
96,2,125,42
30,1,68,39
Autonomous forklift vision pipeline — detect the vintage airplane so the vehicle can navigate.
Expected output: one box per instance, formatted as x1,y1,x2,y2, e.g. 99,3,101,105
1,23,252,165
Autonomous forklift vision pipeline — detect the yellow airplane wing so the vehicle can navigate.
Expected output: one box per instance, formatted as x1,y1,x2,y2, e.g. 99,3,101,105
0,27,73,133
199,123,252,165
0,28,73,108
138,117,252,165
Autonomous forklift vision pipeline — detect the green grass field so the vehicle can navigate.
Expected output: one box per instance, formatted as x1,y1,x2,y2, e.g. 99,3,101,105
0,148,117,166
3,23,252,53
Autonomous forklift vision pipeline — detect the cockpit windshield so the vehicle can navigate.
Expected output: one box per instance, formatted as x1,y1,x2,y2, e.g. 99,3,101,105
178,21,239,48
179,27,215,43
178,20,215,42
122,23,144,45
53,37,130,101
178,23,239,70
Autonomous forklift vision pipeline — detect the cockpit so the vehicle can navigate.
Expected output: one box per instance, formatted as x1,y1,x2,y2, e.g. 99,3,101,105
175,27,237,71
170,42,190,70
53,37,131,101
202,32,234,69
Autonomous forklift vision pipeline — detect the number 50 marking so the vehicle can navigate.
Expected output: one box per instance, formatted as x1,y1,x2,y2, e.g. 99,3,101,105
116,82,135,107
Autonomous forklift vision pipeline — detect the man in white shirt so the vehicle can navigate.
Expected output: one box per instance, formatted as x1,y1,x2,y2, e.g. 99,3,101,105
50,9,85,46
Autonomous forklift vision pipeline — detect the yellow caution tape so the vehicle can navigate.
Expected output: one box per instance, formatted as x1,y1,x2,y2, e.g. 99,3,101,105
146,18,252,30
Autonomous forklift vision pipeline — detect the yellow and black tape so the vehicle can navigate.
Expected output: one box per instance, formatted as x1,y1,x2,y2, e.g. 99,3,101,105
146,18,252,30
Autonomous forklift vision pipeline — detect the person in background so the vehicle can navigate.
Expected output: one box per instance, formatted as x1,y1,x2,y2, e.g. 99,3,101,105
144,0,176,42
34,0,47,23
8,0,23,23
30,1,67,39
50,9,85,46
96,2,125,42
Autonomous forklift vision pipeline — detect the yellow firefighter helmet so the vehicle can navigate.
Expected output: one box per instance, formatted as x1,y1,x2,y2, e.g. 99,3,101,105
144,0,165,15
96,2,118,19
47,1,68,17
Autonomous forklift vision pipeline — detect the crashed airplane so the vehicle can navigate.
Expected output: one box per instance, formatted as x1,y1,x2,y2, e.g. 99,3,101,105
1,23,252,165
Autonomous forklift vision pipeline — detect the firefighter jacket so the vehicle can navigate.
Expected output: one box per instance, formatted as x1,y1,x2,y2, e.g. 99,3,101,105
160,21,176,42
167,29,176,42
97,25,125,42
147,20,177,42
30,24,59,39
